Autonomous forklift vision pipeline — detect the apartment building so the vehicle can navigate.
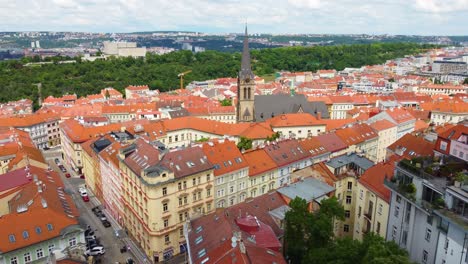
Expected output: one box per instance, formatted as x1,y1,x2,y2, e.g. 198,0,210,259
243,148,277,198
335,123,379,162
430,102,468,126
201,139,249,208
417,84,467,96
118,138,215,262
369,119,398,162
353,162,396,241
329,96,354,120
384,157,468,264
0,166,85,263
0,113,61,149
368,108,416,140
266,113,326,139
325,153,374,237
264,139,310,187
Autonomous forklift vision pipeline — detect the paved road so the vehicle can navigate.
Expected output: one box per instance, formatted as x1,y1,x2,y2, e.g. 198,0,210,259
46,154,133,264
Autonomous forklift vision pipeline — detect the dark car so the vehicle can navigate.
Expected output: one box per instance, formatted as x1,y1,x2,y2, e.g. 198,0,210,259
59,165,67,173
101,220,111,228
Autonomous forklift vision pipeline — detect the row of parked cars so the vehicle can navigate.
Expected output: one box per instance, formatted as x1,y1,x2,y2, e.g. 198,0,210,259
84,227,105,256
92,206,112,228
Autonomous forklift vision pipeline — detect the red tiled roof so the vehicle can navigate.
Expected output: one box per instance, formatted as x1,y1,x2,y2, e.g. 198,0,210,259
387,134,435,159
243,149,277,177
265,113,324,128
0,166,79,253
263,139,309,167
315,133,347,152
202,139,247,177
370,119,396,131
359,162,398,202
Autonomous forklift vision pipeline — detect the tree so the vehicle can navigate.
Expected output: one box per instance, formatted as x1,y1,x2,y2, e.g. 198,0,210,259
463,77,468,84
219,98,232,106
284,197,413,264
285,197,344,264
265,132,280,142
236,136,252,151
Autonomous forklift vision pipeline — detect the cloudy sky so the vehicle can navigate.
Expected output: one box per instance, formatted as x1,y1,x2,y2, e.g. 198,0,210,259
0,0,467,35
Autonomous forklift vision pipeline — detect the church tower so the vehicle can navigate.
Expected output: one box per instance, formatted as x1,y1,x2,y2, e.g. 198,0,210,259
236,25,255,123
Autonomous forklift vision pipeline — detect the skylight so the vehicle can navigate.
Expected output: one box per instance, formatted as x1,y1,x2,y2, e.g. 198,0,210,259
198,248,207,258
47,224,53,231
22,231,29,239
196,226,203,233
195,236,203,245
35,227,42,234
8,234,15,243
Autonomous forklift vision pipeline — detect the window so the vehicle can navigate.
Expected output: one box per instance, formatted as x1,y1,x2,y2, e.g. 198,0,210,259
162,187,167,196
427,215,433,225
402,230,408,245
207,188,211,197
360,190,363,199
394,206,399,217
10,257,18,264
179,213,183,222
206,174,211,182
48,244,55,253
179,198,183,206
68,237,76,247
440,141,447,151
179,228,184,237
346,196,352,204
344,225,349,232
376,222,381,233
8,234,15,243
378,204,383,215
163,203,168,212
425,228,431,242
347,182,353,191
24,253,31,263
396,195,401,203
193,193,197,201
36,248,44,258
183,181,187,189
358,206,362,217
422,250,428,263
345,210,350,218
193,178,196,186
392,226,397,240
23,231,29,239
207,203,211,211
178,182,182,190
165,234,170,244
184,196,188,204
230,186,234,193
164,219,169,228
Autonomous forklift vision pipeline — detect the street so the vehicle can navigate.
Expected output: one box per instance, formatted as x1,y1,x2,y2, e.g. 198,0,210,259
44,149,134,264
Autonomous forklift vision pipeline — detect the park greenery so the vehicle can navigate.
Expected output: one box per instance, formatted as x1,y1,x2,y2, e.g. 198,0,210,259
285,197,414,264
0,43,435,105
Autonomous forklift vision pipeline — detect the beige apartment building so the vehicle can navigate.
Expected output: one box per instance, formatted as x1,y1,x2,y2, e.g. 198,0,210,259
201,139,250,207
370,120,398,162
118,137,215,262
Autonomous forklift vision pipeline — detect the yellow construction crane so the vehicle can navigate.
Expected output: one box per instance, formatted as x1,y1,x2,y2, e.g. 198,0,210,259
177,70,192,89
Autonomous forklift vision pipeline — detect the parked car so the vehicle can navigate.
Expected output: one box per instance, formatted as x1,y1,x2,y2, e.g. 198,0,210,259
59,165,67,173
101,220,111,228
126,258,135,264
82,195,90,202
80,174,85,179
85,235,97,241
65,173,71,178
85,246,105,256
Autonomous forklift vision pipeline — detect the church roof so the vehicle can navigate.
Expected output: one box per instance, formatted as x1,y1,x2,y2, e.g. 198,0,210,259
254,94,329,121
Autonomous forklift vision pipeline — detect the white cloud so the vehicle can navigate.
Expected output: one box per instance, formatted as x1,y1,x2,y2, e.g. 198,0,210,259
288,0,321,9
0,0,466,34
413,0,468,13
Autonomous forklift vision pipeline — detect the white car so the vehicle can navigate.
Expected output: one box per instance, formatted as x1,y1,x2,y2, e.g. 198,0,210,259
78,187,87,197
85,246,105,256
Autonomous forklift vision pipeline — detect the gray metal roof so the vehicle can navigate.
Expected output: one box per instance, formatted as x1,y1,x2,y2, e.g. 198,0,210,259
254,94,330,121
326,153,374,170
277,177,335,202
268,205,291,220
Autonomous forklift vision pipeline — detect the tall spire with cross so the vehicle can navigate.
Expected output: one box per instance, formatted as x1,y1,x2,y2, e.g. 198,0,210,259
239,24,254,80
236,24,255,123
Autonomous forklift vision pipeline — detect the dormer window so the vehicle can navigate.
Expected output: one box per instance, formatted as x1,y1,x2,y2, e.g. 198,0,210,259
8,234,15,243
22,231,29,239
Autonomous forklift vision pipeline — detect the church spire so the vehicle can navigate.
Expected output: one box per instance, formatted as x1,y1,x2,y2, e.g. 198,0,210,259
240,24,253,79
